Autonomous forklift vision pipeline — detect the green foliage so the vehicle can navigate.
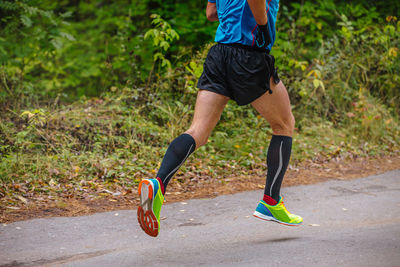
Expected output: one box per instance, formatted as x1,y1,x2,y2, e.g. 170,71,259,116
0,0,214,106
2,0,398,106
0,0,154,105
282,15,400,120
144,13,180,91
145,14,179,64
0,0,74,106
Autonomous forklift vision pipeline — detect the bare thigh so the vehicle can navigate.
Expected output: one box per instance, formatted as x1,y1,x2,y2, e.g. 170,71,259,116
251,78,295,137
185,90,229,149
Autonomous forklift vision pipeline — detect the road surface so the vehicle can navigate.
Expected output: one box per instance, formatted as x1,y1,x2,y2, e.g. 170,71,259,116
1,170,400,266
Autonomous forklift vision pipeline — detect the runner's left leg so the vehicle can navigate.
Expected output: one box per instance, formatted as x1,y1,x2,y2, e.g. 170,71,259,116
251,78,302,226
251,78,295,204
156,90,229,193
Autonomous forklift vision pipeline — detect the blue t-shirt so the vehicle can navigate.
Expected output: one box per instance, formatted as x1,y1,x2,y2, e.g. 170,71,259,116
208,0,279,51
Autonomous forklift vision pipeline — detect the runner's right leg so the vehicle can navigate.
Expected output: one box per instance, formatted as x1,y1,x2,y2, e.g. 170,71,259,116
157,90,229,190
138,90,229,237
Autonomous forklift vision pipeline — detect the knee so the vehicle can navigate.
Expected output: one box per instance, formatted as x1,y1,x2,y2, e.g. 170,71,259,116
184,128,209,148
288,113,295,131
271,113,295,136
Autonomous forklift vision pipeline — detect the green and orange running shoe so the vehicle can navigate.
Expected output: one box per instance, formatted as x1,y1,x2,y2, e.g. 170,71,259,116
253,196,303,226
137,179,164,237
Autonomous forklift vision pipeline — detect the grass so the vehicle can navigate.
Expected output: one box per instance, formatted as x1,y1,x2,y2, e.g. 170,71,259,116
1,88,399,209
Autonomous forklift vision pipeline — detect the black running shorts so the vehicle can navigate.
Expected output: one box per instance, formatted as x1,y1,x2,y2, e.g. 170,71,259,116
197,43,280,106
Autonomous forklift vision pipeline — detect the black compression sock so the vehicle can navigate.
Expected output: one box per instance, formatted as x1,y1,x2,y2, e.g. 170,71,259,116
156,133,196,191
264,135,292,202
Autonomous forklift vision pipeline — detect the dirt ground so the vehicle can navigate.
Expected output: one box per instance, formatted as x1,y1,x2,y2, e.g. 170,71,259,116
1,155,400,223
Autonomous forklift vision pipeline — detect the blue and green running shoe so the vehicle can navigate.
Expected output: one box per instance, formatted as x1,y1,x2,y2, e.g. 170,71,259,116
253,196,303,226
137,179,164,237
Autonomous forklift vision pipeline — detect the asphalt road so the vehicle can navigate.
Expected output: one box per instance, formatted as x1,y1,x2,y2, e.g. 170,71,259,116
1,170,400,267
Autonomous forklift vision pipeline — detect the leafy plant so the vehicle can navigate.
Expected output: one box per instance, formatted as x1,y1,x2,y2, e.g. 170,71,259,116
144,14,180,90
0,0,73,107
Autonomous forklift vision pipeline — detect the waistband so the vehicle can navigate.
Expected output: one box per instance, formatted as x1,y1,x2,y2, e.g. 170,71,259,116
218,42,270,54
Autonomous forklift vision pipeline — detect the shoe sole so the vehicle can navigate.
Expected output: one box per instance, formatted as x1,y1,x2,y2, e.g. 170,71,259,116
253,211,302,227
137,179,159,237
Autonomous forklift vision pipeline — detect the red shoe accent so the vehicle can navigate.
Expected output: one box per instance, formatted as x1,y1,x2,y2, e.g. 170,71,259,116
156,177,165,195
144,210,158,237
137,206,159,237
137,206,146,232
263,194,278,206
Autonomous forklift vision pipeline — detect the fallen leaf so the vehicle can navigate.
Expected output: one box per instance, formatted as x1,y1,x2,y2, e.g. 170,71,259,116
17,195,28,204
6,206,20,210
49,179,57,187
49,168,60,175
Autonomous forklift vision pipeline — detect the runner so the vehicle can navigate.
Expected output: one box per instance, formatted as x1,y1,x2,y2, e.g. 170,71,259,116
137,0,303,237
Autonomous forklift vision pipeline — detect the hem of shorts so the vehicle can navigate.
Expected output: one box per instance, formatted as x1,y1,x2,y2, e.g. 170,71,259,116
238,89,269,106
197,86,232,99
